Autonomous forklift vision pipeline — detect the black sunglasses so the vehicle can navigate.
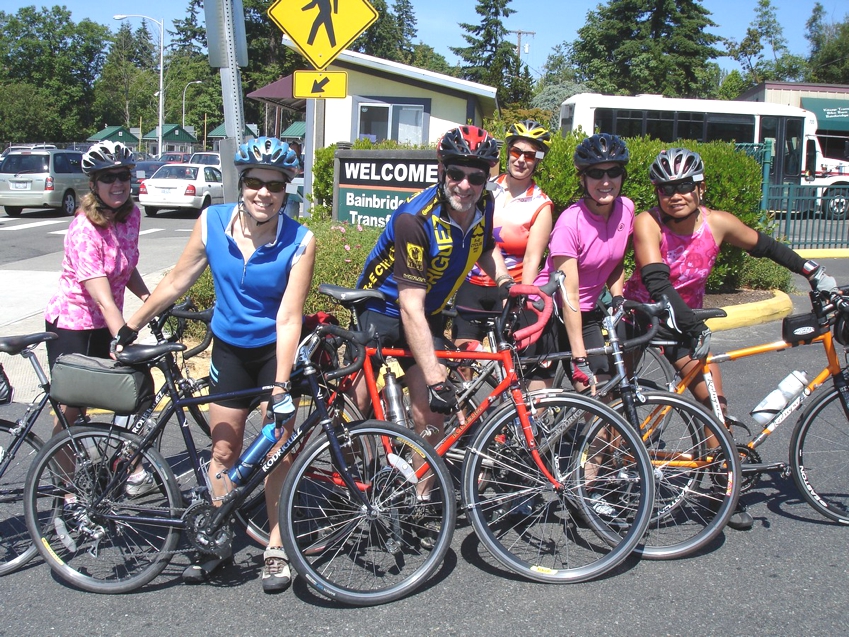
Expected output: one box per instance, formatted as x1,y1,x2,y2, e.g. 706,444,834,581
445,167,488,186
242,176,289,193
583,166,625,180
97,171,132,184
657,181,698,196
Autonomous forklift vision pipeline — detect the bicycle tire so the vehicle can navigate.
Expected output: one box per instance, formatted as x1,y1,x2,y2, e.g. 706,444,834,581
462,391,653,583
279,420,456,606
235,390,364,546
24,425,182,593
0,421,44,576
790,387,849,524
636,346,677,390
609,390,740,559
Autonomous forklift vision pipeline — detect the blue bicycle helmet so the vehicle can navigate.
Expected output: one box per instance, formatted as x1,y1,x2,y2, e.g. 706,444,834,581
573,133,630,171
234,137,300,180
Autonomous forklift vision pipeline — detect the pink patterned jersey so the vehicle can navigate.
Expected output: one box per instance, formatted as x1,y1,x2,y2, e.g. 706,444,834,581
45,206,142,330
467,174,552,286
623,207,720,308
534,197,634,311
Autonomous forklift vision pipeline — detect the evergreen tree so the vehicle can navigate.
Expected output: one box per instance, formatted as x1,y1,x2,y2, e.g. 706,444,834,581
171,0,206,55
568,0,721,97
351,0,403,61
806,9,849,85
393,0,417,63
409,43,458,75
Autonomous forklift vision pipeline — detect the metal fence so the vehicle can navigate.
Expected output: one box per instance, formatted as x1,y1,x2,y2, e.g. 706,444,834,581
767,183,849,249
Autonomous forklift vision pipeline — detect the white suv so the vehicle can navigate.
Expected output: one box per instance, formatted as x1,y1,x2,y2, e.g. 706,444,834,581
0,149,89,217
188,152,220,166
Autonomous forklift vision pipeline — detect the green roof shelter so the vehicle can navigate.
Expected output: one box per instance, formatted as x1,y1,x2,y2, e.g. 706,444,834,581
87,126,139,144
279,121,306,141
208,123,258,138
142,124,198,145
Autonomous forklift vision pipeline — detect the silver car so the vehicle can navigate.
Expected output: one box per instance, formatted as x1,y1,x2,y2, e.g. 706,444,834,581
138,163,225,217
0,149,89,217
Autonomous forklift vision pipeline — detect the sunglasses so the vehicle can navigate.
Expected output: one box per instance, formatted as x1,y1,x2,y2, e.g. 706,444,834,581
445,167,488,186
583,166,625,180
657,182,698,196
97,171,132,184
508,147,539,162
242,176,289,193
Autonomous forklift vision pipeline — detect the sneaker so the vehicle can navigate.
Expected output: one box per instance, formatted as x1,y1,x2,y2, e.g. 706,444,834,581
588,496,617,518
726,503,754,531
125,469,158,497
182,549,232,584
262,546,291,593
412,502,441,551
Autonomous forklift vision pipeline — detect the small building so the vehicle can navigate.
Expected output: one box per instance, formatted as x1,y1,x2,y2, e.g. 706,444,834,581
739,82,849,158
207,123,260,151
87,126,139,149
141,124,199,156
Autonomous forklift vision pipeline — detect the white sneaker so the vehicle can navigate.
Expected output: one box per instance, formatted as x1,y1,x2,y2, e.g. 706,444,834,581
125,469,158,497
589,497,617,518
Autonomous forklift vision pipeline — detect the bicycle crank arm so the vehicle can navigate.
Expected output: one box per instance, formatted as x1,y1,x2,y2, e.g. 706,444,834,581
740,462,788,477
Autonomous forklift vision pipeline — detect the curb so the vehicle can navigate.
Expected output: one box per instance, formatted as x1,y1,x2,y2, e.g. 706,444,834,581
706,290,793,332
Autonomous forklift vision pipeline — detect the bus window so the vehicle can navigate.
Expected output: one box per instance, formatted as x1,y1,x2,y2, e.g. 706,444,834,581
677,112,705,141
646,111,675,142
595,108,614,135
783,118,803,177
560,104,575,133
615,110,644,137
706,114,755,143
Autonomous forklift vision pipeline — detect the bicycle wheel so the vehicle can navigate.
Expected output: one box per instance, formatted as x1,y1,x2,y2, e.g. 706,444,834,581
235,390,364,546
24,425,182,593
279,420,456,606
635,346,677,390
609,390,740,559
0,421,44,575
462,391,653,583
790,387,849,523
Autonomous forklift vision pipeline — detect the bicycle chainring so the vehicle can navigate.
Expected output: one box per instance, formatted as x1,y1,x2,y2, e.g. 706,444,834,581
183,501,234,558
737,445,762,493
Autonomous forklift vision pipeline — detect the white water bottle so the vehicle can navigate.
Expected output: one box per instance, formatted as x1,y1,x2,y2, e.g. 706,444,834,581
750,371,808,425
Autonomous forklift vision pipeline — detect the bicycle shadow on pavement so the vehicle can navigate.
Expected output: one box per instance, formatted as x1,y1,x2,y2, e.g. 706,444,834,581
736,472,841,529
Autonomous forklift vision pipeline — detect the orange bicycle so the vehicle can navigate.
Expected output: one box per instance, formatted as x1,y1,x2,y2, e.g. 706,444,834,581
317,274,656,583
663,287,849,523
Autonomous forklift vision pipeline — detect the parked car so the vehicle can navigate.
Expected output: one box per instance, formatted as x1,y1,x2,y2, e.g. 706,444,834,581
188,152,220,166
161,152,192,163
1,144,57,158
130,160,166,197
0,148,88,217
139,163,225,216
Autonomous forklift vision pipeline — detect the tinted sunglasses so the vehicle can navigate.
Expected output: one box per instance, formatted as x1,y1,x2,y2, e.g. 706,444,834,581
657,181,698,196
445,167,488,186
97,171,132,184
583,166,625,180
508,147,539,161
242,176,289,193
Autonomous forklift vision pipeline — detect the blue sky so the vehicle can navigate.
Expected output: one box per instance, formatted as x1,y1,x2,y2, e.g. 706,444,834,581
5,0,847,76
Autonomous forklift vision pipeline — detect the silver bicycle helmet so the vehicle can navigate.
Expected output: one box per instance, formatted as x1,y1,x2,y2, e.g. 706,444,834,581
82,141,136,176
649,148,705,184
234,137,300,180
573,133,630,171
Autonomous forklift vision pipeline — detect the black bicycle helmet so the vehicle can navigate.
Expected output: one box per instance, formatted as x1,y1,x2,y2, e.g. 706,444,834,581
649,148,705,184
505,120,552,154
437,126,500,170
573,133,630,171
82,141,136,176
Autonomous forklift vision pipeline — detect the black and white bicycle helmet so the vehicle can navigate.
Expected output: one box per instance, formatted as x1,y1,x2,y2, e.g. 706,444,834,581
649,148,705,184
573,133,630,171
234,136,300,180
82,141,136,176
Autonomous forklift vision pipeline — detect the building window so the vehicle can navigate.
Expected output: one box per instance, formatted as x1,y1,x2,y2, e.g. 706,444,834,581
355,98,429,144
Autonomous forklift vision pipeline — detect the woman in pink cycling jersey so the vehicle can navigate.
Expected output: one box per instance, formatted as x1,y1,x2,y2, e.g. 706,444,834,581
533,133,633,392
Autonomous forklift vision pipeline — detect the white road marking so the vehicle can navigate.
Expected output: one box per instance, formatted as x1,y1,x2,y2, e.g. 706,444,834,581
0,219,68,231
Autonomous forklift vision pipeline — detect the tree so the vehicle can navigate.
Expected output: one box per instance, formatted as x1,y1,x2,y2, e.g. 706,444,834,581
726,0,807,86
806,6,849,84
350,0,403,61
450,0,527,106
567,0,721,97
409,43,458,76
392,0,417,63
171,0,206,55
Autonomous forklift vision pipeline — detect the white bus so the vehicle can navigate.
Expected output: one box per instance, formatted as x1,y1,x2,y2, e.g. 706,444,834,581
559,93,849,212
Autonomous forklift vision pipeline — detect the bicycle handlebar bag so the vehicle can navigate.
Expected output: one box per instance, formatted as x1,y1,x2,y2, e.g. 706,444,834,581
782,312,828,344
50,353,153,415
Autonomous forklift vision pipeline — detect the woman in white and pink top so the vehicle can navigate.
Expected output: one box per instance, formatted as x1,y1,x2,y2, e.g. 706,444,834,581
44,140,150,435
533,133,633,392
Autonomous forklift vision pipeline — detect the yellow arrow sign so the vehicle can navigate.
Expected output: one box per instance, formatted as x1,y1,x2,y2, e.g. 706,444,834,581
268,0,379,71
293,71,348,99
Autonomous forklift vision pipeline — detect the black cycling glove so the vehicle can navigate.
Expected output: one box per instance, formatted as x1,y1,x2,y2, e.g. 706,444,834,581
110,324,138,355
427,381,458,414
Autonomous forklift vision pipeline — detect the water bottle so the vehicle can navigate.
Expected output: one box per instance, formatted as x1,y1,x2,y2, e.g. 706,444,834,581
227,424,278,485
750,371,808,425
382,366,410,429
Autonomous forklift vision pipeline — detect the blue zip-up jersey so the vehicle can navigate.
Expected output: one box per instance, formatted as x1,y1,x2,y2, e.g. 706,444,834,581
203,204,313,347
356,184,495,318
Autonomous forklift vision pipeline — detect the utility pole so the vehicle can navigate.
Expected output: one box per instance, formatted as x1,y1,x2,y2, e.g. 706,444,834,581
507,29,535,58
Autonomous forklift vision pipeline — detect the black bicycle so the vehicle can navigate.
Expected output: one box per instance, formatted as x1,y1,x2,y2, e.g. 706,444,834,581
23,322,455,606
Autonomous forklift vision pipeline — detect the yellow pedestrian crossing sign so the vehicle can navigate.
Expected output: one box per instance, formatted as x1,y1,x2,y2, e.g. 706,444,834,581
293,71,348,99
268,0,379,71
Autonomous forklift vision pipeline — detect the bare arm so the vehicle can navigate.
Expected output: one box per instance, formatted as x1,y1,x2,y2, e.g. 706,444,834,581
706,208,759,251
125,268,150,302
553,256,586,358
521,202,553,285
126,218,209,331
631,210,665,268
477,246,510,284
398,284,444,386
82,277,126,336
273,235,316,393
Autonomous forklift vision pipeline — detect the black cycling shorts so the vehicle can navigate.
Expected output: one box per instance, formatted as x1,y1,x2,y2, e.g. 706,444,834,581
208,336,277,409
355,309,450,372
45,320,111,371
452,280,503,341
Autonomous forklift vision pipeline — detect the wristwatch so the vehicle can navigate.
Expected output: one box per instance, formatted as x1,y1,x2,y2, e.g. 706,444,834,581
272,381,291,392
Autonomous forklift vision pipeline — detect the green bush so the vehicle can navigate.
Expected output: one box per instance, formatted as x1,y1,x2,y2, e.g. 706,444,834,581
736,254,794,292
